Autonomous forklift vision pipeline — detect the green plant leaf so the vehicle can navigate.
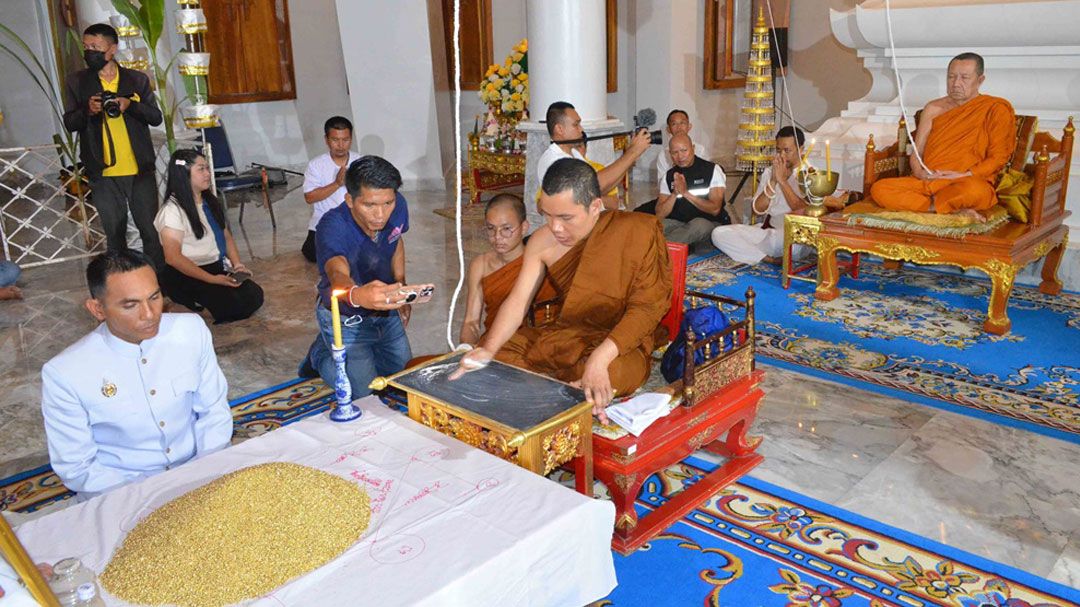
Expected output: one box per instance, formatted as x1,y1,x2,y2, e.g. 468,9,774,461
142,0,165,53
0,42,63,121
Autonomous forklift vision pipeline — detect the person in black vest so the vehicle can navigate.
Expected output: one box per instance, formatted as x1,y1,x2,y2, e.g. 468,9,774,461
635,134,728,246
63,23,164,269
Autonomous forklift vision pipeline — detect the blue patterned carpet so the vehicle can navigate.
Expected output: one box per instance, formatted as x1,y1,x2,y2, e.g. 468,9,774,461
587,458,1080,607
687,253,1080,443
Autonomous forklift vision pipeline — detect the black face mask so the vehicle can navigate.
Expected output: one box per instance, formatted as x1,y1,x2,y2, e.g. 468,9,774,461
83,50,109,72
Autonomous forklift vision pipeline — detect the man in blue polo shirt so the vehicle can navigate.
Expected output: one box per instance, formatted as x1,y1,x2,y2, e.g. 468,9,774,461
298,155,413,394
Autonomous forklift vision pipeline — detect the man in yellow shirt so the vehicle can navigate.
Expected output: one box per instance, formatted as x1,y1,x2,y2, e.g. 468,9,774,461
63,23,164,268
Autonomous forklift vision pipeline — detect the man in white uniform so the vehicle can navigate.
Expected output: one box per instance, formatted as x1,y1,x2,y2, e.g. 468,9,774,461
42,249,232,497
530,101,651,230
301,116,361,262
711,127,807,264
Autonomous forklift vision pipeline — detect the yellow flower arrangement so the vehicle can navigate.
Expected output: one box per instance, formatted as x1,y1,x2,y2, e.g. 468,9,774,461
479,39,528,117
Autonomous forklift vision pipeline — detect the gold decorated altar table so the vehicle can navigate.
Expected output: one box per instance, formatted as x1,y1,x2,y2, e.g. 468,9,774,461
467,148,526,204
371,352,595,496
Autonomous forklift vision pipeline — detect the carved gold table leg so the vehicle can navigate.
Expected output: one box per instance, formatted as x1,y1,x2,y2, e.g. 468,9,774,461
1039,231,1068,295
782,219,794,289
983,259,1018,335
814,237,841,301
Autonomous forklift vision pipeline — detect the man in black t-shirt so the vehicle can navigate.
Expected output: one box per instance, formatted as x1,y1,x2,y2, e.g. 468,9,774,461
634,134,728,245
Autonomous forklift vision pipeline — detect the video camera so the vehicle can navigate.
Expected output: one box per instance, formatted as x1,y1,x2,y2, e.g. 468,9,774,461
553,108,663,146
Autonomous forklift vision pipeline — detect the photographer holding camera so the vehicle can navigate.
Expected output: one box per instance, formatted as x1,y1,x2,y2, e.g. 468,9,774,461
63,23,164,269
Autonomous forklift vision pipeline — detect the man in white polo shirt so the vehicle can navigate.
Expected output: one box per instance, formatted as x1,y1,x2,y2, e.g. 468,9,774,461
301,116,361,262
655,109,711,187
529,101,651,230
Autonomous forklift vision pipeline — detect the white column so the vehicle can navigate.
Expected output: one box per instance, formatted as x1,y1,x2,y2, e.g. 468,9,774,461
526,0,608,122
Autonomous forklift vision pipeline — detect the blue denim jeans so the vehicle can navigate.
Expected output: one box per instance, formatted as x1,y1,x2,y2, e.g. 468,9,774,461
307,304,412,398
0,261,20,287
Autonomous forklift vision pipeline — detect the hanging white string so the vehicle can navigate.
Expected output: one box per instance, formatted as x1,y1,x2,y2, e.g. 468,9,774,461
445,0,466,350
763,0,803,159
883,0,930,173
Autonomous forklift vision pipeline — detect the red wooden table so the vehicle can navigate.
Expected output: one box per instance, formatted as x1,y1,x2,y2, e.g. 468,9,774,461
593,370,765,555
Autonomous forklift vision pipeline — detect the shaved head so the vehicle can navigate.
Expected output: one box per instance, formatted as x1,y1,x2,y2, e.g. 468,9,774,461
485,193,526,223
669,134,695,168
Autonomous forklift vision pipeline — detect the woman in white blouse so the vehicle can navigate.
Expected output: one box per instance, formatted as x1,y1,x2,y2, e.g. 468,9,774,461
154,149,263,323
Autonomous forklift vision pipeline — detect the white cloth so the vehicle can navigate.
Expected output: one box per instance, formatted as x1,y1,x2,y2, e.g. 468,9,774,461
710,166,802,265
605,392,672,437
153,198,220,266
0,552,39,607
304,151,361,231
656,143,712,189
659,163,726,198
16,398,617,607
41,314,232,496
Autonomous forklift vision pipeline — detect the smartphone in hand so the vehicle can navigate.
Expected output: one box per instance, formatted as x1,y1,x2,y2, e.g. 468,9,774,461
398,284,435,304
228,270,252,283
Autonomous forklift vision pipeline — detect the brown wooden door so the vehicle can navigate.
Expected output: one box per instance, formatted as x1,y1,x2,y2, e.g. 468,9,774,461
204,0,297,104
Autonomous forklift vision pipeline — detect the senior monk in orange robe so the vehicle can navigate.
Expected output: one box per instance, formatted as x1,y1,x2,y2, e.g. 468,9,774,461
870,52,1016,221
459,193,556,345
452,158,673,424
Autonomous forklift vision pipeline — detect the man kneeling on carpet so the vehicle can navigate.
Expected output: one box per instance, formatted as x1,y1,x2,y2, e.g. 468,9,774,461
711,126,807,265
298,155,416,396
452,158,672,423
42,250,233,497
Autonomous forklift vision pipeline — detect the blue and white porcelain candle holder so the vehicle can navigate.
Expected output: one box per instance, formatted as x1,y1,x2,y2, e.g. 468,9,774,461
328,344,362,422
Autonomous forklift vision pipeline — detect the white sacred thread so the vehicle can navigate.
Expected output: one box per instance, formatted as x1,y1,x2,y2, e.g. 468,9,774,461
763,0,804,160
883,0,931,174
445,0,466,350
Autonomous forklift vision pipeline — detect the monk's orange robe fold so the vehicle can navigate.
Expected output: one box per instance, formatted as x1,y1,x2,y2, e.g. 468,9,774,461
479,255,556,334
495,211,673,395
870,95,1016,213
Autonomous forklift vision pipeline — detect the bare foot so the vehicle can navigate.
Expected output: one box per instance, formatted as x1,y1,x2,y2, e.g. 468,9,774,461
954,208,986,223
0,286,22,300
762,256,783,265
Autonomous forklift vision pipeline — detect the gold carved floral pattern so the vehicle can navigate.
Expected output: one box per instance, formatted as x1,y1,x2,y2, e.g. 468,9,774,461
417,402,519,464
691,348,754,404
541,422,581,475
874,243,941,263
613,473,639,494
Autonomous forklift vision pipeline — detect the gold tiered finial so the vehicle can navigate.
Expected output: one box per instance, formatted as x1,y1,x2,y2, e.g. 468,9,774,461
737,3,777,175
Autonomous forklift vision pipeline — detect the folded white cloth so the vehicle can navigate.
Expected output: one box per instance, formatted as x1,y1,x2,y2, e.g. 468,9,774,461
605,392,673,437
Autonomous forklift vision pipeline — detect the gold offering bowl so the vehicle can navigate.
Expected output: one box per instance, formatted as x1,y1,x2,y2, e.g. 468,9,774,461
797,169,838,217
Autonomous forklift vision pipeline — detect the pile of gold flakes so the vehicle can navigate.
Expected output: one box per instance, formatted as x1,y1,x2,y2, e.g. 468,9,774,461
100,462,370,607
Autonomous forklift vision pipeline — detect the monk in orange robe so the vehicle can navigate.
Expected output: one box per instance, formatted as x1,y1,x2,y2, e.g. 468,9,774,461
870,52,1016,221
459,194,556,345
453,158,672,423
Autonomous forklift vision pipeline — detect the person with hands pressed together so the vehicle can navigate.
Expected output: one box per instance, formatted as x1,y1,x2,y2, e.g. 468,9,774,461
711,127,808,265
636,133,728,246
452,159,672,424
155,149,264,323
301,116,361,262
298,156,414,395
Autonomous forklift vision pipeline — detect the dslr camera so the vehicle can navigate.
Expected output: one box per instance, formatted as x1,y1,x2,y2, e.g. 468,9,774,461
99,92,131,119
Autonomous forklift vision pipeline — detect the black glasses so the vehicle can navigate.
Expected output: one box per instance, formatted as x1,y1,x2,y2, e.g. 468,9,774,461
484,224,520,239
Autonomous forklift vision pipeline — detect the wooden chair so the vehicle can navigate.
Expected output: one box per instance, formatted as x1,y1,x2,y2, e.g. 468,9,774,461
815,115,1073,334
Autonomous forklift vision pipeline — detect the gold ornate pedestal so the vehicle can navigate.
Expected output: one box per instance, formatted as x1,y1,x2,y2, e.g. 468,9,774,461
467,149,526,205
371,354,594,495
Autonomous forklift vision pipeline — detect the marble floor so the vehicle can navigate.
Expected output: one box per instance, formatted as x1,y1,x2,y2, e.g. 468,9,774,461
1,181,1078,590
